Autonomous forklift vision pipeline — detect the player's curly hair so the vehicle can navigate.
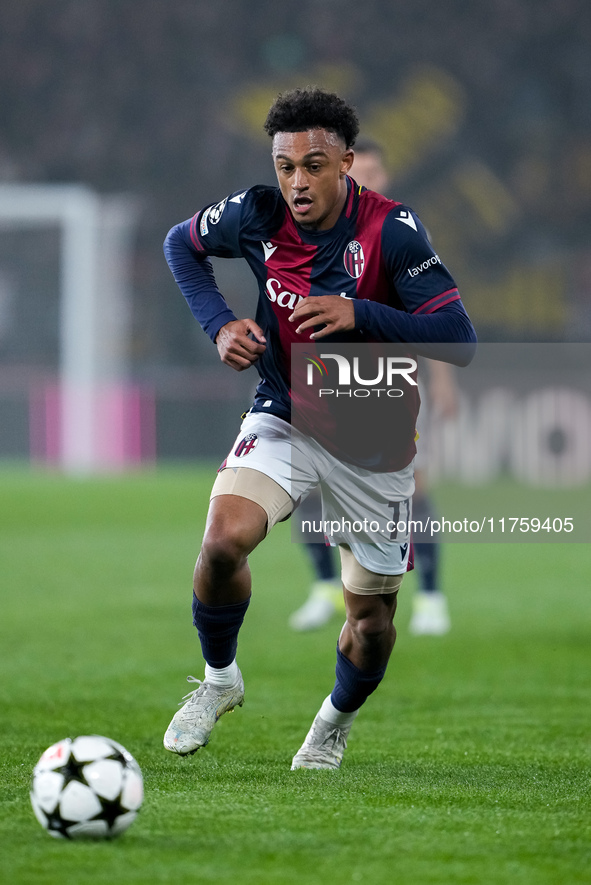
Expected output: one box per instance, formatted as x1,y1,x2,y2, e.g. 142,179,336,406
264,87,359,148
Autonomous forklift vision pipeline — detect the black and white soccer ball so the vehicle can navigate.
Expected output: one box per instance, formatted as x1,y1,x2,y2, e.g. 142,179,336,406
30,735,143,839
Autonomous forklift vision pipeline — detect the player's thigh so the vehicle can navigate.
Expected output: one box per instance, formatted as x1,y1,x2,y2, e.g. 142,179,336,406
220,412,319,505
339,543,405,596
339,547,402,634
323,459,415,575
218,412,323,534
203,490,270,557
211,463,293,538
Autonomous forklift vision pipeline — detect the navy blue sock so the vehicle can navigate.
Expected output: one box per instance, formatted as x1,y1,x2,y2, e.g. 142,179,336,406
330,645,387,713
191,595,250,669
305,542,338,582
414,542,440,592
412,494,441,592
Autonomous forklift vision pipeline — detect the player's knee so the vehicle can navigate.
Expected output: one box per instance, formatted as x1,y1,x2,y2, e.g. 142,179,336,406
200,522,252,574
346,605,394,645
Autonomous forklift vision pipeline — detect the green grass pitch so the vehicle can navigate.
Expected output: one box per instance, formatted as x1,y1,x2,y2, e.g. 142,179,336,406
0,466,589,885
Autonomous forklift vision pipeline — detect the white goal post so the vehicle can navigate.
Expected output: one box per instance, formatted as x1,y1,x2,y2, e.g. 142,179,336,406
0,183,143,473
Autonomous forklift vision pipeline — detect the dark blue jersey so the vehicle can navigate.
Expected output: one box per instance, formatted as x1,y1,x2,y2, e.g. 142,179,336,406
164,178,476,469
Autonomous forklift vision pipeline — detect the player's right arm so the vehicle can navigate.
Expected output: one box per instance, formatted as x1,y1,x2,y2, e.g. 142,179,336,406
163,189,266,370
214,319,266,371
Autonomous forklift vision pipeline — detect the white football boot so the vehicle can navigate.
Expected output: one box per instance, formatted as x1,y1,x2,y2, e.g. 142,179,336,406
163,671,244,755
288,580,345,631
291,713,352,770
409,591,451,636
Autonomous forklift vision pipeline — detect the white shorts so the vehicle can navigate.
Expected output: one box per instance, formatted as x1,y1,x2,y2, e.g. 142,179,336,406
222,412,415,575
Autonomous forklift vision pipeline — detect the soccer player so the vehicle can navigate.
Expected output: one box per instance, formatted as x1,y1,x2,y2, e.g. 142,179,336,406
289,139,459,635
163,87,476,769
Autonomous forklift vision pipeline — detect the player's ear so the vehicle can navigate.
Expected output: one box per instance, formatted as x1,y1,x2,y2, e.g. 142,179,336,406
340,149,354,176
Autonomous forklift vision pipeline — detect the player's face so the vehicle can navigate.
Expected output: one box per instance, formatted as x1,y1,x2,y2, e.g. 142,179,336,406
350,151,390,194
272,129,354,231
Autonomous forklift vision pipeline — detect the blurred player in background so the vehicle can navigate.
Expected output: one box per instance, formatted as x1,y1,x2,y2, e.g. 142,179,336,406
289,139,459,635
163,88,476,769
287,488,345,630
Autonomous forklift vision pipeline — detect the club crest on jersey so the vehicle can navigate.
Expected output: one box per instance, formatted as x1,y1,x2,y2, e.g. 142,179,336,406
208,197,228,225
234,433,258,457
344,240,365,278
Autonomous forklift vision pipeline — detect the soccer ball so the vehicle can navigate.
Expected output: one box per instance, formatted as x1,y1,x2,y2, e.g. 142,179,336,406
30,735,143,840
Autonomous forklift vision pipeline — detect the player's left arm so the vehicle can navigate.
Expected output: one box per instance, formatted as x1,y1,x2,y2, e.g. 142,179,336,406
352,208,477,366
289,294,355,339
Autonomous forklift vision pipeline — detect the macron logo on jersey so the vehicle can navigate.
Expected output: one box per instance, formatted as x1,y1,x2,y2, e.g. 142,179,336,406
262,241,278,262
395,210,417,231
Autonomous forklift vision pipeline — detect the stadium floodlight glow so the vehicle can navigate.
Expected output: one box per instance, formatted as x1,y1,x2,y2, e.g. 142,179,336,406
0,184,138,474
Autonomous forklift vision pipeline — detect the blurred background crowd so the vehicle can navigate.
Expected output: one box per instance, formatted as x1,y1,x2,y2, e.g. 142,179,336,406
0,0,590,460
